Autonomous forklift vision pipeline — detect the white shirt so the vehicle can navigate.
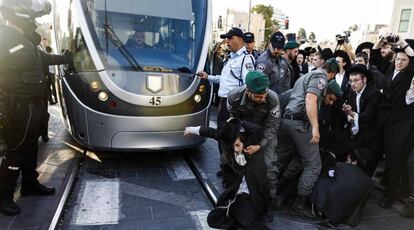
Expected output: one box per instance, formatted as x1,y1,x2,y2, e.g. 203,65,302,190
392,70,400,81
208,46,255,98
351,85,367,135
335,72,345,88
236,176,250,195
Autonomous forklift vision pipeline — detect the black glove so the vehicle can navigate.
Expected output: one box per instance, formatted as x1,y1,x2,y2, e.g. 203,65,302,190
62,49,74,64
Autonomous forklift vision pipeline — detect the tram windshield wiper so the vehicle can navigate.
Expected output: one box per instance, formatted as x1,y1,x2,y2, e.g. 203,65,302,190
103,24,143,71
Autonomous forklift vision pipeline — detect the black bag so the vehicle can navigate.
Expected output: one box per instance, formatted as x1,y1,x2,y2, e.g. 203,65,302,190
311,163,373,226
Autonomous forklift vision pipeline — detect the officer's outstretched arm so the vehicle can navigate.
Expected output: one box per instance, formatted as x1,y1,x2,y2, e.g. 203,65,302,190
305,92,320,144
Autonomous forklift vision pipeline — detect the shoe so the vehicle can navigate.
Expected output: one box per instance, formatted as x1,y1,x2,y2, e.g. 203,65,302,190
264,206,274,223
289,194,315,219
0,199,20,216
20,183,55,197
41,135,49,142
400,200,414,218
379,196,393,208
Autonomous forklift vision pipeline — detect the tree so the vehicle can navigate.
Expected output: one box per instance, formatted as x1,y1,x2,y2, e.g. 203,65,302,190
252,4,274,48
309,32,316,42
297,28,307,42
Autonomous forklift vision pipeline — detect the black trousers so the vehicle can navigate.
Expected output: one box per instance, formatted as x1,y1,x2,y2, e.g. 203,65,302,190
0,101,43,200
217,98,230,163
207,193,266,230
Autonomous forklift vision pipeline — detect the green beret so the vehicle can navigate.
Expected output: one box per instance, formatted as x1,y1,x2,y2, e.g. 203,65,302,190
325,58,340,73
327,80,343,97
246,71,269,94
284,41,299,50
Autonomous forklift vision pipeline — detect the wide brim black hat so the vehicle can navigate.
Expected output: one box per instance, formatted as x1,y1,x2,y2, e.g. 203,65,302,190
355,42,374,55
318,46,334,61
217,118,242,145
334,50,352,70
345,64,373,82
298,49,307,57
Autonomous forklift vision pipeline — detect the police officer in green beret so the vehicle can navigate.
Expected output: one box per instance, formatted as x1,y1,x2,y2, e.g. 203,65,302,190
277,58,341,218
227,71,281,209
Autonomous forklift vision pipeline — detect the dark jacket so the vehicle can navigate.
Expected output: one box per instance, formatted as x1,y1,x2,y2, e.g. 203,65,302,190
368,65,386,90
347,83,382,147
370,48,392,75
199,125,270,214
227,86,281,148
256,49,292,94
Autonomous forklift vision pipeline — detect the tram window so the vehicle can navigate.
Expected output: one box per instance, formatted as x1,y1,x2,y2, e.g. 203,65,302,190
74,28,96,71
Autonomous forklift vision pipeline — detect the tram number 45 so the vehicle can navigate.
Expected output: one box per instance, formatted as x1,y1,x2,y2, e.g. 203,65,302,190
149,96,161,106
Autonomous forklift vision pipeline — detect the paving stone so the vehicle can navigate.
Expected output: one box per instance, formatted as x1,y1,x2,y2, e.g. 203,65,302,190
137,218,173,230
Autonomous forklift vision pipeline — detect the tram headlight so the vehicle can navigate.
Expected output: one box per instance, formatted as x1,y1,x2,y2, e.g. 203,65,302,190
198,85,206,94
194,94,201,103
90,80,100,92
98,91,108,101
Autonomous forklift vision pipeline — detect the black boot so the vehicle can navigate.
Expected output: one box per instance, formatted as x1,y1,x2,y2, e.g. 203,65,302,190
21,183,55,196
400,197,414,218
0,199,20,216
289,194,315,219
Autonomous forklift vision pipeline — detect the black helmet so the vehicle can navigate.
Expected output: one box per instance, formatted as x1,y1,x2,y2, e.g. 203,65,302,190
0,0,51,20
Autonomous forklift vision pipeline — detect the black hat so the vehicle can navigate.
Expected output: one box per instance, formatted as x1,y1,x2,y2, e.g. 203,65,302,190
333,50,352,70
318,46,334,61
406,39,414,49
345,64,373,82
355,42,374,55
270,32,285,49
298,49,307,57
220,27,244,39
217,118,242,145
243,32,255,43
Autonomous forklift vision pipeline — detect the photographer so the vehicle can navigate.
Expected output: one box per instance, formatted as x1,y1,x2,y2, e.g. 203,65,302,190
370,33,399,75
335,32,356,63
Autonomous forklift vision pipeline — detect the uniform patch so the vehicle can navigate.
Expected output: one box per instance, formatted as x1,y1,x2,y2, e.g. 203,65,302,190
245,63,254,70
9,44,24,54
318,78,327,90
257,64,266,72
270,107,280,118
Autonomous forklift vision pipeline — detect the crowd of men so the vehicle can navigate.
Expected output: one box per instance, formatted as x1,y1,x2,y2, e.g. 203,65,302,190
189,27,414,229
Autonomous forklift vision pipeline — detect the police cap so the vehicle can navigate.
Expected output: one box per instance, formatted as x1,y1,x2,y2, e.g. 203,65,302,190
243,32,255,43
246,71,269,94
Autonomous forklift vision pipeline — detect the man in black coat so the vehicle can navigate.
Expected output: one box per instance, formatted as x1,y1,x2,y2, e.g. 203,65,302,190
342,64,382,176
378,39,414,213
184,118,271,229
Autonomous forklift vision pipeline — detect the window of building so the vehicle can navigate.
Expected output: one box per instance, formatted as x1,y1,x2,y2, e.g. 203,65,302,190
398,9,412,32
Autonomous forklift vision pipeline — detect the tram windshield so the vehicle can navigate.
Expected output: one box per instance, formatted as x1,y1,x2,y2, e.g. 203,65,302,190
85,0,207,72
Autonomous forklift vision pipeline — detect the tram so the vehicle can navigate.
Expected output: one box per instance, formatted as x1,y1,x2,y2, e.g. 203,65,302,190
51,0,212,151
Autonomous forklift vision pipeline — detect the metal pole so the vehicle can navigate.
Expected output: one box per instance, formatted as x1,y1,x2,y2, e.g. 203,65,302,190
247,0,251,32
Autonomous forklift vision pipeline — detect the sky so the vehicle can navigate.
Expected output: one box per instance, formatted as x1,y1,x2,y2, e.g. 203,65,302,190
212,0,394,41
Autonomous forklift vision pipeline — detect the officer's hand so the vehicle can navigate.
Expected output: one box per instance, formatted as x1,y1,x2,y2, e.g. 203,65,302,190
244,145,260,155
62,49,74,64
342,103,353,115
309,127,320,144
183,126,200,136
196,71,208,80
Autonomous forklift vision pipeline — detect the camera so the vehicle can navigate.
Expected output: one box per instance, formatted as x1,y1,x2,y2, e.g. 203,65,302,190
336,31,350,45
385,33,399,44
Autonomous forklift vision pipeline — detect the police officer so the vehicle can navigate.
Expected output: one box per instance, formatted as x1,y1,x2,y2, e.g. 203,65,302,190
197,27,255,178
277,58,341,218
256,32,292,94
227,71,281,208
244,32,261,59
0,0,71,216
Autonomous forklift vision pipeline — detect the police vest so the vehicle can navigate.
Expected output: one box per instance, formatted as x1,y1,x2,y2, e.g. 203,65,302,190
0,25,45,101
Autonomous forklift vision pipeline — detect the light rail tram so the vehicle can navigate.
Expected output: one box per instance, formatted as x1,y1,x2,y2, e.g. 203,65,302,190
51,0,212,151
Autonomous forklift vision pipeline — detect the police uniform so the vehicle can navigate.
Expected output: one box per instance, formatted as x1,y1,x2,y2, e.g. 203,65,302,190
0,23,68,215
277,69,328,197
227,85,281,199
256,50,292,94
